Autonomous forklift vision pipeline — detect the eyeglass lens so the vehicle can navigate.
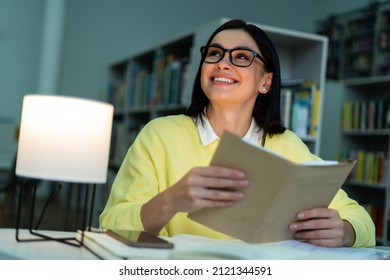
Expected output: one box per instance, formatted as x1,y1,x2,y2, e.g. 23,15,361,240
202,46,256,67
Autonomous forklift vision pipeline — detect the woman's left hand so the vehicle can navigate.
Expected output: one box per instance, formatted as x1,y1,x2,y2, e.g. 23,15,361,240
288,207,355,247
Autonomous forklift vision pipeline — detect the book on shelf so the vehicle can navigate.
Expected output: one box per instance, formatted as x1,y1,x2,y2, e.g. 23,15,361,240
280,88,292,129
360,203,390,239
107,77,126,109
338,150,388,184
110,122,145,165
188,131,356,244
280,82,319,138
281,78,303,87
342,98,390,131
310,87,321,137
122,51,190,108
291,86,311,137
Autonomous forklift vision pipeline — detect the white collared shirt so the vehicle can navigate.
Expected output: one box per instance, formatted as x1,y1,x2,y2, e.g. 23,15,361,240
196,115,262,146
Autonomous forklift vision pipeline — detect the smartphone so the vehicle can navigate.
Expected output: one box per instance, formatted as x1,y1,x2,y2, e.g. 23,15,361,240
106,229,174,249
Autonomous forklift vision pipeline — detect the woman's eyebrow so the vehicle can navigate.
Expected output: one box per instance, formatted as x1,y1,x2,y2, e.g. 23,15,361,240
209,43,223,47
210,42,254,50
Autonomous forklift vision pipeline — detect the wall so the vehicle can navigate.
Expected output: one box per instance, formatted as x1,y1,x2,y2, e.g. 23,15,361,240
0,0,45,168
0,0,379,169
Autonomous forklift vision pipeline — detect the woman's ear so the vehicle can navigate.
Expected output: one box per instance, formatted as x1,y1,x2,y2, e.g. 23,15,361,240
258,72,273,94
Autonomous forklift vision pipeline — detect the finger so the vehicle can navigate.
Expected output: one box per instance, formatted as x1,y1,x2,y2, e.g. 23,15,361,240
190,198,236,210
189,183,244,201
294,228,343,240
185,188,241,210
289,216,343,232
204,187,244,201
204,176,249,189
296,207,339,220
188,170,248,190
294,229,344,247
194,166,246,179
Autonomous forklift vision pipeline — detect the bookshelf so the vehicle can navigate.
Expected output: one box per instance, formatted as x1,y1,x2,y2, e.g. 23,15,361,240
316,1,390,81
338,80,390,246
317,2,390,246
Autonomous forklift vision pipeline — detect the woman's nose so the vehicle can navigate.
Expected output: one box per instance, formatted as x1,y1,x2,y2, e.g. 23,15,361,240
216,52,231,68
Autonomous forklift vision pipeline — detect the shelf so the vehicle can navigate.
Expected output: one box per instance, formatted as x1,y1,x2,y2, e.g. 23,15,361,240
344,76,390,87
120,104,187,115
345,179,388,190
342,129,390,136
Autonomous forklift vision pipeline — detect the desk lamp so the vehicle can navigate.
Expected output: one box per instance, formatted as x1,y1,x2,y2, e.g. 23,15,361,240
15,94,114,246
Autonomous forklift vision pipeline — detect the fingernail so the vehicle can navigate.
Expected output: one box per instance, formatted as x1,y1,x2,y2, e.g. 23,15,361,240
297,212,305,219
240,180,249,186
235,192,244,199
290,223,298,230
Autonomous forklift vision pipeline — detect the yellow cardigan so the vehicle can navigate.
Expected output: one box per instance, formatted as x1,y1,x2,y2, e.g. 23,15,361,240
99,115,375,247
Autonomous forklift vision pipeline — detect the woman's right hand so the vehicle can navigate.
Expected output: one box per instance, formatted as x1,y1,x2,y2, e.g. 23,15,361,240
166,166,249,213
141,166,248,234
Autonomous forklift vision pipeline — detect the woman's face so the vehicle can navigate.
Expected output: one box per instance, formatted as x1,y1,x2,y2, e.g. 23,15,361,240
201,29,272,109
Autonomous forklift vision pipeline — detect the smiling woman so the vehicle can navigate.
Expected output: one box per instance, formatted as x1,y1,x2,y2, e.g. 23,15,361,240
99,19,375,249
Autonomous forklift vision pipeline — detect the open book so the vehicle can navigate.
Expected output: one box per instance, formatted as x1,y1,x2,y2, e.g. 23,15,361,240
188,131,356,243
76,230,388,260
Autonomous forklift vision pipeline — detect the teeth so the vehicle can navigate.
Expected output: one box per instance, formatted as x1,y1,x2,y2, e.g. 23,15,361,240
214,77,234,83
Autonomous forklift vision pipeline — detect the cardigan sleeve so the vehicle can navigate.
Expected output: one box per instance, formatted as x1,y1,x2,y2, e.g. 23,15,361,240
329,189,376,247
99,126,169,236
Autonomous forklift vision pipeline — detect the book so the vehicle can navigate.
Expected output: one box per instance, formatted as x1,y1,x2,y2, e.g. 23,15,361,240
280,88,292,129
76,231,389,260
76,230,173,260
290,86,313,137
310,88,321,136
188,131,356,244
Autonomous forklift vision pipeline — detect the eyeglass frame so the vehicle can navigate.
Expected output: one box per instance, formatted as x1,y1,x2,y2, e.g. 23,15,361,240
200,45,269,69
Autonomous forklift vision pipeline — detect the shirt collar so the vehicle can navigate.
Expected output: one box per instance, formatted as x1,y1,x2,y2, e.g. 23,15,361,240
196,115,262,146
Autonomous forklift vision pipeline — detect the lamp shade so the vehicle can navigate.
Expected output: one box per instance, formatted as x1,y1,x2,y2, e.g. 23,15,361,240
15,94,114,184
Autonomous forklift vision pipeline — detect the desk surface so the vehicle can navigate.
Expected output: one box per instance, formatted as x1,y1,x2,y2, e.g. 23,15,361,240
1,228,390,260
0,228,98,260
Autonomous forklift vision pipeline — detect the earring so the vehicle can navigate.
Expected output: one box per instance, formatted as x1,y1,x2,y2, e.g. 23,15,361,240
262,86,267,92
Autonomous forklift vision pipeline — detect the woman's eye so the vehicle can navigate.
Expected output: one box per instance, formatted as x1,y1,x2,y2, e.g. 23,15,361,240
234,52,250,61
208,50,222,57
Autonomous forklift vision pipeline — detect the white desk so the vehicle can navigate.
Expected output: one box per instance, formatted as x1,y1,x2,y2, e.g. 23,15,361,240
1,228,390,260
0,228,99,260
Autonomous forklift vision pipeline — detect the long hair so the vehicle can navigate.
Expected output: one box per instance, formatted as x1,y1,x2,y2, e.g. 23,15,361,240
185,19,286,146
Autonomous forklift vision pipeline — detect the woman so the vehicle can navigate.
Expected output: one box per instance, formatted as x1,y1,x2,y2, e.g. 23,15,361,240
100,19,375,247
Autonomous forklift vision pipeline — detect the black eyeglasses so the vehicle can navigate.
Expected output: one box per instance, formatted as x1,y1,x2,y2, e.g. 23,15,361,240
200,45,268,68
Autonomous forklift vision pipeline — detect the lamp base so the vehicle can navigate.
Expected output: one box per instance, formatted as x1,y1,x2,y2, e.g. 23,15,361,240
15,178,96,247
15,228,85,247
